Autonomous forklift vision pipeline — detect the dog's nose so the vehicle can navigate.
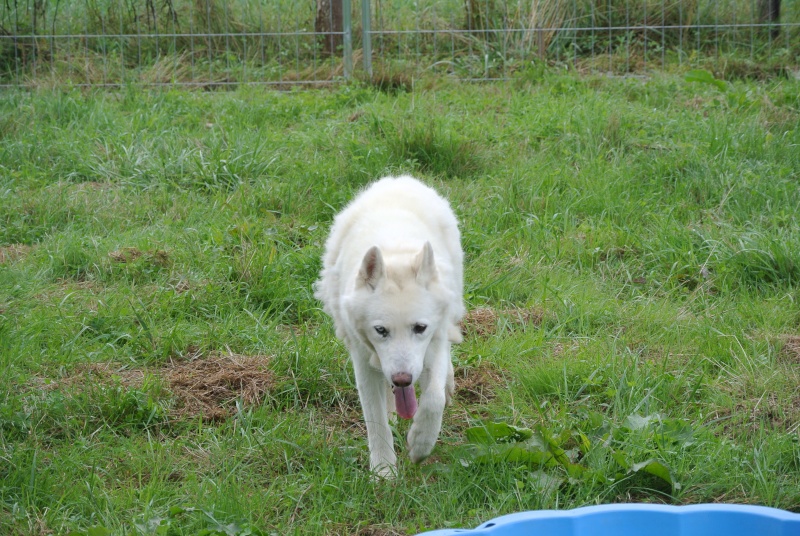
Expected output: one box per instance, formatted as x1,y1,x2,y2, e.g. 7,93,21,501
391,372,412,388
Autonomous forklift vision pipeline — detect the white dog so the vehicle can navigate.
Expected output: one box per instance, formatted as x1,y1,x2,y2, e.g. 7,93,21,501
314,175,464,477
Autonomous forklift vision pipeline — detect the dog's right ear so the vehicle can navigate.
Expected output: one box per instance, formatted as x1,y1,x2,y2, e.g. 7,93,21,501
414,241,438,288
357,246,385,291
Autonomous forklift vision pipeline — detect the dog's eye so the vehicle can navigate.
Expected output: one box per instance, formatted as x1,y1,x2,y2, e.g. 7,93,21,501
412,323,427,335
374,326,389,337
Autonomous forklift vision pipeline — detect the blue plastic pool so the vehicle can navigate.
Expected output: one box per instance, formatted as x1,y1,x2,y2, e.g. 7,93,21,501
418,504,800,536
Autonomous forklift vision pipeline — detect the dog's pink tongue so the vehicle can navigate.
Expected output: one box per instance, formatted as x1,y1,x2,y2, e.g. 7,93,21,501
394,386,418,420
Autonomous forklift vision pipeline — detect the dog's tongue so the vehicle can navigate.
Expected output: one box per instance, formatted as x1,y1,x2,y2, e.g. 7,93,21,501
394,386,418,420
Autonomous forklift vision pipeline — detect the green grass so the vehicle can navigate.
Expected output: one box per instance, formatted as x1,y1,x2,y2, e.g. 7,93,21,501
1,69,800,534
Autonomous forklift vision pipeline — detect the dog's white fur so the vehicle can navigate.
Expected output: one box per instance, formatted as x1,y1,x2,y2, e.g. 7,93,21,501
314,175,464,477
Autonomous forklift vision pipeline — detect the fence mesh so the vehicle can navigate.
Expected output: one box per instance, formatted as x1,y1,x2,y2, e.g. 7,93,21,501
1,0,797,88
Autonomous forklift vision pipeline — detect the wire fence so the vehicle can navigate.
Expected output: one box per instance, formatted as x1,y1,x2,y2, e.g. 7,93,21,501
1,0,798,88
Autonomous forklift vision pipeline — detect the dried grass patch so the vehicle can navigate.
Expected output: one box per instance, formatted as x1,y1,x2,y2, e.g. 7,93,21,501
454,362,506,405
709,360,800,436
324,519,406,536
780,335,800,364
353,526,405,536
0,244,32,264
166,352,274,421
461,306,544,338
109,247,144,263
733,392,799,433
69,181,114,192
57,351,274,422
461,307,499,337
109,247,170,266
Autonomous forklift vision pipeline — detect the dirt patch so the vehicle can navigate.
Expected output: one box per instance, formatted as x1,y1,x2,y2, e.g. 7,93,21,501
58,351,274,422
779,335,800,364
353,526,405,536
461,307,499,337
0,244,32,264
69,181,114,192
109,247,169,265
454,362,506,405
173,279,191,293
348,110,365,122
461,306,544,338
366,70,413,94
683,95,713,112
166,352,274,421
508,307,544,328
109,247,144,263
738,392,795,431
323,524,404,536
711,389,800,436
316,403,366,440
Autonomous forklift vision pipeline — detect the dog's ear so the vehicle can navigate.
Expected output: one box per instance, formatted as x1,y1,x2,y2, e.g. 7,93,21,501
357,246,385,291
414,242,438,287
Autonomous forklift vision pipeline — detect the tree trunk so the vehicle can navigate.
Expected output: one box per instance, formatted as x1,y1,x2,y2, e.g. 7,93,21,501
315,0,343,56
758,0,781,39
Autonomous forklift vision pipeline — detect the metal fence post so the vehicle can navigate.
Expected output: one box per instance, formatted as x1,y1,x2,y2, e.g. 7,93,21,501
343,0,353,79
361,0,373,77
342,0,353,80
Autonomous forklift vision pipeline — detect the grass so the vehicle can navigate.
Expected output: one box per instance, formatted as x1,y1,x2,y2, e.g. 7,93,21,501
1,68,800,534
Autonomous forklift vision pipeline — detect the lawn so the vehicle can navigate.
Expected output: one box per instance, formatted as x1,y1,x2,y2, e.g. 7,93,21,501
1,68,799,535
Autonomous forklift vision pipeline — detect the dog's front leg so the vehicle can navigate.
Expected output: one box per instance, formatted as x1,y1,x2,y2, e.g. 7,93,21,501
352,349,396,477
407,337,450,463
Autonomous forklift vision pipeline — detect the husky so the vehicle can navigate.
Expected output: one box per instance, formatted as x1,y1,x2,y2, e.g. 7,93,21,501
314,175,464,477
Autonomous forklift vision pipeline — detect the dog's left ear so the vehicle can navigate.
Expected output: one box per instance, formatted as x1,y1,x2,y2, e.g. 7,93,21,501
414,242,438,287
357,246,385,291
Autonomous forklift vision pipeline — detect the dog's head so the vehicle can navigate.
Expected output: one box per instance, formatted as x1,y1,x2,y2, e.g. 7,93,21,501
347,242,451,388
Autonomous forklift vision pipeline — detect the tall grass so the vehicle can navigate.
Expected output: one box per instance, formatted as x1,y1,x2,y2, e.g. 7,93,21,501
1,0,797,86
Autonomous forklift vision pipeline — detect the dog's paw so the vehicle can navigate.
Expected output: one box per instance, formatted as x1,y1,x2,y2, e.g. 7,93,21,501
370,449,397,479
445,362,455,406
445,379,454,407
407,424,437,463
371,462,397,480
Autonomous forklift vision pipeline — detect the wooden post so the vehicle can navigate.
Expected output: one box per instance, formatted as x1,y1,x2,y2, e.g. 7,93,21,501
316,0,344,56
758,0,781,39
